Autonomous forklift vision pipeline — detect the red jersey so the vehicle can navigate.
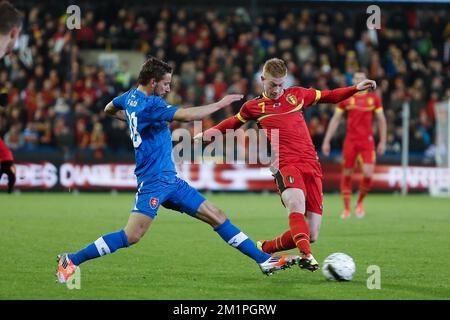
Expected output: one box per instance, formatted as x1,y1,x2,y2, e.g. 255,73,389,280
204,85,358,170
237,87,321,168
337,91,383,142
0,138,14,161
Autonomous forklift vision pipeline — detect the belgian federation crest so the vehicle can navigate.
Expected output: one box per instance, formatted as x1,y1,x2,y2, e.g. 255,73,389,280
150,197,159,209
368,97,374,105
286,94,298,106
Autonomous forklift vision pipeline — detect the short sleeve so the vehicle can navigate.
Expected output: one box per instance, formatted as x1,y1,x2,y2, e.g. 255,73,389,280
147,96,179,122
291,87,321,107
112,92,127,110
337,100,347,113
236,101,258,123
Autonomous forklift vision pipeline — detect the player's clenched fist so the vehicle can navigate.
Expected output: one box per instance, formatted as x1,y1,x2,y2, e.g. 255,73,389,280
356,79,376,91
218,94,244,108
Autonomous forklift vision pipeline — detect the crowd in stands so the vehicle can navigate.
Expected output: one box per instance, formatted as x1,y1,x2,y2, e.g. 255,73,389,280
0,2,449,162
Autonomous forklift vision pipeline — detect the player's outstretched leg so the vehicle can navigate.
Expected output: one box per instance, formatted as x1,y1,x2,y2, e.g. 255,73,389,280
195,201,298,276
56,213,151,283
340,170,353,219
256,230,296,254
281,188,319,272
257,211,322,253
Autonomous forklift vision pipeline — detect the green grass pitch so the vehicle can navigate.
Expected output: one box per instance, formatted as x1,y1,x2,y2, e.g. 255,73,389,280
0,192,449,300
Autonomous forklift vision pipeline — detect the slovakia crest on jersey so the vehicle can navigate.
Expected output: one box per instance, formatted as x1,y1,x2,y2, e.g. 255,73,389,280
150,197,159,209
286,94,297,106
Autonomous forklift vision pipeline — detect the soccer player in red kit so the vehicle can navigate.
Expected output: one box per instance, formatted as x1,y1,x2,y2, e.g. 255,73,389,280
0,138,15,193
322,71,387,219
195,58,376,270
0,1,22,193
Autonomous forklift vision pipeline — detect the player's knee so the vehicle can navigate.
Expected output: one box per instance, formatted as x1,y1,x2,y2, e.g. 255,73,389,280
286,199,305,213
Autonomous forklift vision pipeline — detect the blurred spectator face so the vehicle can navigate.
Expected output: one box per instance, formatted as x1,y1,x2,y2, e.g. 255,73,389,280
352,72,366,85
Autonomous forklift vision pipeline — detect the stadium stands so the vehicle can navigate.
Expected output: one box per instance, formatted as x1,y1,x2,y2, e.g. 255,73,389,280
0,2,449,164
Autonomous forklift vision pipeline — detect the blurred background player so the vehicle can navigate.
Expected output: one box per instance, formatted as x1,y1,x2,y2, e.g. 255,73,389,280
0,137,15,193
56,57,297,284
0,1,21,193
322,71,387,219
197,58,377,271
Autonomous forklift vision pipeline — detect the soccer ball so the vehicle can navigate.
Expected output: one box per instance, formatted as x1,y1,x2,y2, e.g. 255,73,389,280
322,253,356,281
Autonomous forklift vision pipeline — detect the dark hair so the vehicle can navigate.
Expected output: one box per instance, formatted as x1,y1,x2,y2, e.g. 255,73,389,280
0,1,22,35
137,57,172,85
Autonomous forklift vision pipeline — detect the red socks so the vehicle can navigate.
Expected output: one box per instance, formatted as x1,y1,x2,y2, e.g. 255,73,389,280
289,212,311,255
341,175,352,211
261,230,296,253
357,177,372,204
262,212,311,255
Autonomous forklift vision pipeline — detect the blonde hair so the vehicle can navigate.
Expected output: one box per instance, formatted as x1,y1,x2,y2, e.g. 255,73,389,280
262,58,287,78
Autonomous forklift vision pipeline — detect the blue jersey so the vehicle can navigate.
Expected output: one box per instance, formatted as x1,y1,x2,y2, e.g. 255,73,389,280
112,88,179,189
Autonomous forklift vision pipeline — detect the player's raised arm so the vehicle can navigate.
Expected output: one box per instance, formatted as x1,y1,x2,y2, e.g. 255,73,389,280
315,79,377,104
193,113,246,143
321,109,344,156
172,94,243,122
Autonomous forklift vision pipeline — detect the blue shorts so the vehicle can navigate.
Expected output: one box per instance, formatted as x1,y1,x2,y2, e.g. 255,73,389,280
131,177,206,219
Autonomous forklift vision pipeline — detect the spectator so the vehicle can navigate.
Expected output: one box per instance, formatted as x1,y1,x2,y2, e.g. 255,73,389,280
4,124,24,151
23,122,39,150
90,122,106,159
53,117,74,157
0,4,448,163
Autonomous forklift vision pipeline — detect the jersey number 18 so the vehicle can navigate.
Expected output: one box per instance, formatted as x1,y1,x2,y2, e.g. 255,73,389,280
126,110,142,148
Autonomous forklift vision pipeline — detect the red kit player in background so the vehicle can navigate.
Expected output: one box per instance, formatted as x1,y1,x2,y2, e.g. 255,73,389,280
195,58,377,270
0,1,22,193
322,71,387,219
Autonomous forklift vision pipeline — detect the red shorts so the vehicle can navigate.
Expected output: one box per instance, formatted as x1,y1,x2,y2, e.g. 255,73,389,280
342,139,375,169
273,161,323,215
0,138,13,162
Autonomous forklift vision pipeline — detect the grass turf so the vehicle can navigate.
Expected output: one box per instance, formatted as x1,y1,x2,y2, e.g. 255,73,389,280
0,192,449,300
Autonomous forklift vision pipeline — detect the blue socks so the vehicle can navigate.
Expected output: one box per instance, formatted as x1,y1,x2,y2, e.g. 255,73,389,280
214,219,270,264
68,230,129,266
68,221,269,267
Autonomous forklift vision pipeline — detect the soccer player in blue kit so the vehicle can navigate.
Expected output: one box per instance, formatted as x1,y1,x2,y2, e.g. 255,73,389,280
57,57,298,283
